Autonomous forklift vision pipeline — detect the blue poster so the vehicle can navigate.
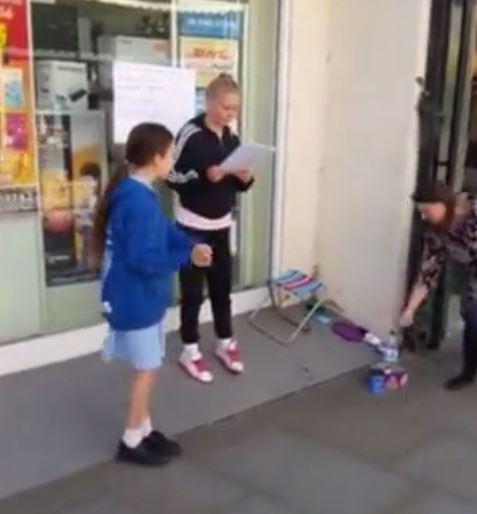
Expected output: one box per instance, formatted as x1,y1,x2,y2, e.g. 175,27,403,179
178,11,243,40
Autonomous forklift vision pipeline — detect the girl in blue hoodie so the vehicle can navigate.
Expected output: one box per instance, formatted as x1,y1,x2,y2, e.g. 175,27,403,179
92,123,212,467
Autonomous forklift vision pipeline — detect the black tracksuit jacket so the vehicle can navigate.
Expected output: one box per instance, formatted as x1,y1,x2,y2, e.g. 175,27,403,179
168,114,253,220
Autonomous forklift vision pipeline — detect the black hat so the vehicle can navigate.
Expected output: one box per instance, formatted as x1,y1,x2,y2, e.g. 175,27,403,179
412,181,454,204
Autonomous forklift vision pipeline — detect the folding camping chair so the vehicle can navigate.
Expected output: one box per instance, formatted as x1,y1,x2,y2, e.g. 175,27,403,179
249,269,327,345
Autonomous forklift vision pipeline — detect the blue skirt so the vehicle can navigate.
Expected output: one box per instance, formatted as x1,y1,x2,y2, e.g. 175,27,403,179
102,320,166,371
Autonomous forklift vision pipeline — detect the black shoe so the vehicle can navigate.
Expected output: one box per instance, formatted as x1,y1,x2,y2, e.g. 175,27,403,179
144,431,183,458
116,440,172,467
444,374,475,392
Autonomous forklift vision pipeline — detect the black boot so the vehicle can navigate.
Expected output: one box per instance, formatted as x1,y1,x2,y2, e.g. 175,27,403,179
445,373,475,391
447,320,477,391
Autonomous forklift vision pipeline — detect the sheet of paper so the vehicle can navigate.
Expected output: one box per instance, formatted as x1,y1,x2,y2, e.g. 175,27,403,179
113,62,196,143
220,143,274,172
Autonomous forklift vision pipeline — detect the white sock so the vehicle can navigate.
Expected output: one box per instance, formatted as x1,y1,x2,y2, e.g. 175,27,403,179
122,427,143,449
183,343,201,360
141,417,153,438
219,338,233,349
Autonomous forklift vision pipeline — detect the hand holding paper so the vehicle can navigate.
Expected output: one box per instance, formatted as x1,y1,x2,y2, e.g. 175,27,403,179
220,143,274,173
206,165,226,183
234,169,254,184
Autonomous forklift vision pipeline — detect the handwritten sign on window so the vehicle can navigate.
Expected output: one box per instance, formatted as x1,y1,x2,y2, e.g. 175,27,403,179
113,62,196,143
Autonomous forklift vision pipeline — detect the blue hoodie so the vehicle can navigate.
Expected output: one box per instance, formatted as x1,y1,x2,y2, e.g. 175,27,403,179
101,177,192,331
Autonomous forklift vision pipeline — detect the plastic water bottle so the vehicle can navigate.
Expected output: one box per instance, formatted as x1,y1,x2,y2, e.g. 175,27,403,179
363,332,381,347
380,331,399,364
389,331,398,348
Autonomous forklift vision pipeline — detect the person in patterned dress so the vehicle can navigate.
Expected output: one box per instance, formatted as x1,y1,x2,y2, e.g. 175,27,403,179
401,182,477,391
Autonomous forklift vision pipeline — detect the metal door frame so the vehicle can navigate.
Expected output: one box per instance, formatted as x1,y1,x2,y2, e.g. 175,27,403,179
407,0,477,350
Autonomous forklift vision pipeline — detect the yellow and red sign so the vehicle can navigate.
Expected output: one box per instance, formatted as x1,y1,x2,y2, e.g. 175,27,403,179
0,0,29,59
180,37,239,89
0,0,37,212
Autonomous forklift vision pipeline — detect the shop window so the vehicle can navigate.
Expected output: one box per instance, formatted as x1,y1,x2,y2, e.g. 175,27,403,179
0,0,279,343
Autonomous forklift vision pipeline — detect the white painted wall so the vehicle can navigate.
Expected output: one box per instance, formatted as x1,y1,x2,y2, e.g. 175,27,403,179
280,0,431,335
280,0,330,273
317,0,431,335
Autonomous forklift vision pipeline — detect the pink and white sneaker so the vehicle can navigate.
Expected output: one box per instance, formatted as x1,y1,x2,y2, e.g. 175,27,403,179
179,347,214,384
216,340,244,374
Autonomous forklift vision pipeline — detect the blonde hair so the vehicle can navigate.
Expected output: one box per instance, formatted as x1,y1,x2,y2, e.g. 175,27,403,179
206,73,239,100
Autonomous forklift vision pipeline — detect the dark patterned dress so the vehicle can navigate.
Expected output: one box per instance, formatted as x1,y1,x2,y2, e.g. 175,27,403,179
419,196,477,312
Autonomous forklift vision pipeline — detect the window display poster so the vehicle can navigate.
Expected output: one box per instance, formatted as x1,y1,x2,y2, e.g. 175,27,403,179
0,0,29,59
178,10,242,90
0,185,36,213
113,62,196,142
70,112,107,279
39,114,76,284
0,0,37,213
38,112,107,286
180,37,239,89
178,11,242,40
4,67,25,108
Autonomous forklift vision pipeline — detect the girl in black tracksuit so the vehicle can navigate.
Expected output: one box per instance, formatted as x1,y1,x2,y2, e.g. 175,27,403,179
168,74,254,383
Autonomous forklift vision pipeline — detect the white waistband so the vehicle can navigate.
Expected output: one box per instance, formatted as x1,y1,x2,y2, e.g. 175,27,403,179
175,205,233,231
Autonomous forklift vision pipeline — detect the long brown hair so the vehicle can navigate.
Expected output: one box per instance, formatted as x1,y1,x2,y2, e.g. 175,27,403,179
91,123,174,268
